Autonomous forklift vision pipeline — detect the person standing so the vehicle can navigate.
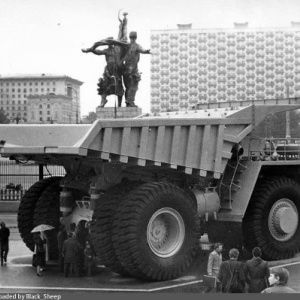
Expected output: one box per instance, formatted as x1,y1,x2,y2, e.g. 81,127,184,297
203,242,223,293
57,224,67,272
245,247,270,293
261,267,296,293
62,232,82,277
0,222,10,266
84,241,95,276
218,248,246,293
33,231,46,276
76,220,88,276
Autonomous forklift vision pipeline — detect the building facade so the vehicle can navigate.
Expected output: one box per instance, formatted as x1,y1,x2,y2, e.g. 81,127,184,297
150,22,300,113
0,74,82,123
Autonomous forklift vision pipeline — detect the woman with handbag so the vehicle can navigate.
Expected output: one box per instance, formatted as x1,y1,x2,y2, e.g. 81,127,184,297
33,231,46,276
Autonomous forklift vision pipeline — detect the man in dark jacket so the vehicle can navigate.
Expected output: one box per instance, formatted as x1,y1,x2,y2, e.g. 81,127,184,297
218,248,246,293
245,247,270,293
0,222,10,266
62,233,83,277
57,225,67,272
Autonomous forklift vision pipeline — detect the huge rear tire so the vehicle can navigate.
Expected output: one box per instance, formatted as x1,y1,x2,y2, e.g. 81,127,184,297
243,177,300,260
33,180,61,259
90,181,140,276
17,177,62,251
112,182,201,281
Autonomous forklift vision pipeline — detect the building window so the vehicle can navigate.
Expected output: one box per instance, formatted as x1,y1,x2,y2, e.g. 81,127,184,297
23,89,26,93
47,104,50,108
18,89,21,92
12,101,15,104
35,88,38,92
18,100,21,104
52,88,56,92
39,104,42,108
39,111,42,115
12,89,15,92
47,111,50,115
29,82,32,86
12,106,15,110
40,117,43,122
67,86,72,97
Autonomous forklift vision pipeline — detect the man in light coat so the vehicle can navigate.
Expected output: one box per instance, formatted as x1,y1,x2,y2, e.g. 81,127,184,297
203,242,223,293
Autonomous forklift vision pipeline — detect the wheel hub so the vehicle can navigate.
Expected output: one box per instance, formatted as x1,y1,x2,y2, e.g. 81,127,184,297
268,198,299,241
147,207,185,258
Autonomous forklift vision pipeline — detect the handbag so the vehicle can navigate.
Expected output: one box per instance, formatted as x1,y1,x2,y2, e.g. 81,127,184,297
203,275,216,288
32,254,37,267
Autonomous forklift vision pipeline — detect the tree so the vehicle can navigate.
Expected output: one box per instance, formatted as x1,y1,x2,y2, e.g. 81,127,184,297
0,108,9,124
253,110,300,138
84,112,97,123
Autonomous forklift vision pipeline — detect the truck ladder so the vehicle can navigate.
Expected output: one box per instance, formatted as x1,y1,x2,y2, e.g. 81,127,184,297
219,158,247,210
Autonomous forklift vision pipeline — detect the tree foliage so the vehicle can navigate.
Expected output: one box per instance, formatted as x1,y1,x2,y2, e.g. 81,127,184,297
84,112,97,123
0,108,9,124
254,110,300,138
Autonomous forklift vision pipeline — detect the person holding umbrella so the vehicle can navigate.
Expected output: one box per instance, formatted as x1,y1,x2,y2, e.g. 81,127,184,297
33,231,46,276
31,224,54,276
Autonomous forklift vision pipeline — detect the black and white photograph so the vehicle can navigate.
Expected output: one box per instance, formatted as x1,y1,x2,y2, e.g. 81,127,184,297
1,0,300,297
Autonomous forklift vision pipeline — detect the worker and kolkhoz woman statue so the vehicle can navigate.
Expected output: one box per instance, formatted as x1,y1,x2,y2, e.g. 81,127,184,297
82,11,151,108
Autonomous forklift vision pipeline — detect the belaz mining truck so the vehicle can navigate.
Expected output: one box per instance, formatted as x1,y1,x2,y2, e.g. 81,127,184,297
1,98,300,281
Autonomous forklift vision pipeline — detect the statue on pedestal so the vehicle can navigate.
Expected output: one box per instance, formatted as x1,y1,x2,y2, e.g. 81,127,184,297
82,11,150,108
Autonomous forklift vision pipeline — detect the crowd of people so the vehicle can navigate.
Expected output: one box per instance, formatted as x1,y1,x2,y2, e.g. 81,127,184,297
0,219,298,291
32,219,95,278
203,242,296,293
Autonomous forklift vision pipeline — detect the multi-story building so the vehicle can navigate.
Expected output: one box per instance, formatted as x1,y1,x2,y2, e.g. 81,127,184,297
0,74,83,123
150,22,300,113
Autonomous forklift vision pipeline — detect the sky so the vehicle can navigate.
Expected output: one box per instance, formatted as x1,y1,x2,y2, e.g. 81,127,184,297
1,0,300,116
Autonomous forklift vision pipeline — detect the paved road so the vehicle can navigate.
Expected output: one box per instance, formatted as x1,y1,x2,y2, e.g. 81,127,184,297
1,213,299,293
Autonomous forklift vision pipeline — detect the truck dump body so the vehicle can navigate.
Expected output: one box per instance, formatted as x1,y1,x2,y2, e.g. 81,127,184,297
0,99,299,178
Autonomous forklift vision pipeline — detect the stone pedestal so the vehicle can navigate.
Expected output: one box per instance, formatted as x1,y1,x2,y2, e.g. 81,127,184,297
96,106,142,119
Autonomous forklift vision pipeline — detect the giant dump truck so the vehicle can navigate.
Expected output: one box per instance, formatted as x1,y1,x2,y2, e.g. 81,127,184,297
1,98,300,281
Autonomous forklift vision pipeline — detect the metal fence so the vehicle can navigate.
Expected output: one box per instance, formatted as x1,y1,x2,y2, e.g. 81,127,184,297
0,158,65,201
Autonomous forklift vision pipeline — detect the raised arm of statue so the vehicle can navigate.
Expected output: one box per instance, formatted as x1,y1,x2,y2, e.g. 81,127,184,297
118,10,128,42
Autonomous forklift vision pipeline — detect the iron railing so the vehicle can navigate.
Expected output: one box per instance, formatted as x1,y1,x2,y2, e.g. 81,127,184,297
0,159,65,201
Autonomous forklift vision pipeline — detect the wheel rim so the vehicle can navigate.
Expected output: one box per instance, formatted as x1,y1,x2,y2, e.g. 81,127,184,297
268,198,299,241
147,207,185,258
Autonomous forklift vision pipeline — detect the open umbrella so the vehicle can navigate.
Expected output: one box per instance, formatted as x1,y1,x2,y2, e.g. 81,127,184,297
31,224,55,233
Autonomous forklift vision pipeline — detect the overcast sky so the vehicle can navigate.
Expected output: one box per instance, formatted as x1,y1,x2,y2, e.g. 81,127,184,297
1,0,300,116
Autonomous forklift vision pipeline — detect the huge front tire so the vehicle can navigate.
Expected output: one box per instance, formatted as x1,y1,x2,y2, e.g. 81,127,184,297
243,177,300,260
33,180,61,259
112,182,201,281
90,181,140,276
17,177,61,251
